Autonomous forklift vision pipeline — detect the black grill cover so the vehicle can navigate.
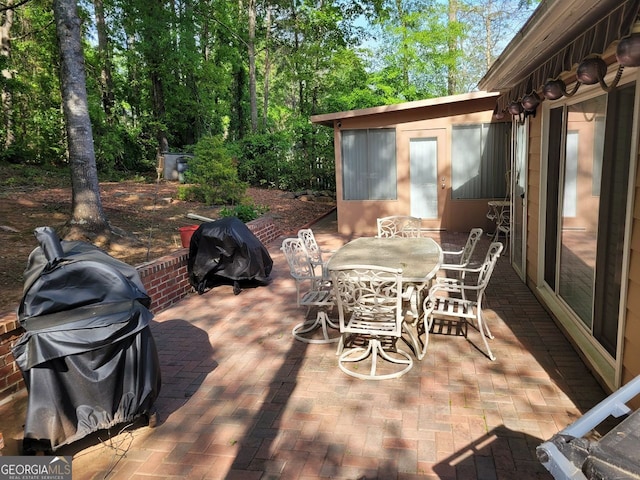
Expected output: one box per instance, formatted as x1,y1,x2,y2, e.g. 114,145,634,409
188,217,273,295
11,227,161,453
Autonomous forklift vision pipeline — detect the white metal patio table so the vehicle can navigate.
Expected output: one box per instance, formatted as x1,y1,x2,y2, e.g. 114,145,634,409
327,236,443,357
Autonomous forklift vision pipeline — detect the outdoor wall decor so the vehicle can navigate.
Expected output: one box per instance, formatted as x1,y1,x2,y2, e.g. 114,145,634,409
616,31,640,67
492,2,640,119
576,55,624,92
521,91,541,111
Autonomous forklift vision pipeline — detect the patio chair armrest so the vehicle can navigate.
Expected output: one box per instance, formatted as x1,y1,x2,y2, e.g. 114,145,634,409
439,263,467,271
433,276,462,286
441,248,463,256
455,264,484,275
429,277,484,296
428,278,463,296
401,284,416,300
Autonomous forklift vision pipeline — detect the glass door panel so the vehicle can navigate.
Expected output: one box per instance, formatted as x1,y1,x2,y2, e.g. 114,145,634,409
410,138,438,219
512,119,527,280
558,96,606,328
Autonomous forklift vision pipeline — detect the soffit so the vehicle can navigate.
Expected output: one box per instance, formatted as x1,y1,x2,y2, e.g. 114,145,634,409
478,0,640,111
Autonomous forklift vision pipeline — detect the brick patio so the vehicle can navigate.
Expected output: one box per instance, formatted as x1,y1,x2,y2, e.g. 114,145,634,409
0,213,608,479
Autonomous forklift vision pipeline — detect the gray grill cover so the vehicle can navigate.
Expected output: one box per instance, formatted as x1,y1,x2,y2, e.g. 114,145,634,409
188,217,273,295
12,227,161,453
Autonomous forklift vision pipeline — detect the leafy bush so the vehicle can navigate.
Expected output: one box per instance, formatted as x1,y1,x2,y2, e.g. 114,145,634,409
0,161,69,188
93,123,157,177
234,126,335,192
235,132,291,189
182,135,247,205
219,203,269,223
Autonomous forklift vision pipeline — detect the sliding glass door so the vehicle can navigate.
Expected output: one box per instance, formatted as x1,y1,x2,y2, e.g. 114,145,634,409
511,119,527,280
544,83,635,358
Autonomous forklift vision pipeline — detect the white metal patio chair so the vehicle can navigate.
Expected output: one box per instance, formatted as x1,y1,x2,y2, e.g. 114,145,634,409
297,228,335,280
420,242,504,361
437,228,484,297
492,208,510,247
376,215,422,238
402,228,484,332
440,228,483,271
281,237,340,344
330,264,413,380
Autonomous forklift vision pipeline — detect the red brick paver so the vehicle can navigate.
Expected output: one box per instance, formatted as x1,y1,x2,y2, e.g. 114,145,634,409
2,215,608,479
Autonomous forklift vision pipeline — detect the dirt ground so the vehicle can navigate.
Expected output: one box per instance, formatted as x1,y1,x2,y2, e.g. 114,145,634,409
0,181,335,315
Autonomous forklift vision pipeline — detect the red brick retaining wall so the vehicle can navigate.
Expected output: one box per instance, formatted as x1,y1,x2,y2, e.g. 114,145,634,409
0,215,282,403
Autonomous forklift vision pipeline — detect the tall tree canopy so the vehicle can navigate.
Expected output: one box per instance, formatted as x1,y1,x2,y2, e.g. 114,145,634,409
0,0,537,192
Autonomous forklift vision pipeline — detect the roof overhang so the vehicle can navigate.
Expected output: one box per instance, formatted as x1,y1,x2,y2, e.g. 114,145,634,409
478,0,640,113
310,91,500,127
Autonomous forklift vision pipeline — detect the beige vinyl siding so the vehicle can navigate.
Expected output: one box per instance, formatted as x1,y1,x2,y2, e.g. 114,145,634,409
623,160,640,407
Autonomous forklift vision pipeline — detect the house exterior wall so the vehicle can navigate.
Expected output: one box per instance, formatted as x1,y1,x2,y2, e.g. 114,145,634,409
332,98,504,236
624,156,640,390
475,0,640,398
518,71,640,400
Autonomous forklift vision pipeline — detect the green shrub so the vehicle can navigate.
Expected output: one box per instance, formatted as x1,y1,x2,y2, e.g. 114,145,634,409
182,135,247,205
219,203,269,223
235,132,291,189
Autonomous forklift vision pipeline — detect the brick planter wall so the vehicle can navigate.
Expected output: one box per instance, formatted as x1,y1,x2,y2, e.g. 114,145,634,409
0,215,282,404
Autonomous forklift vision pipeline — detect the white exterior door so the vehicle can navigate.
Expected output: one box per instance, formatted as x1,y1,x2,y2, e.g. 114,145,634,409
408,129,448,229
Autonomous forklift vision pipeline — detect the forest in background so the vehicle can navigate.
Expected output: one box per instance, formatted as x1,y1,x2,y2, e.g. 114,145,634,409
0,0,537,192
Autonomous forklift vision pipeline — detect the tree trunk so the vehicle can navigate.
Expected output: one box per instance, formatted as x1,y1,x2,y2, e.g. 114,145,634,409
54,0,110,234
485,0,493,70
447,0,458,95
151,69,169,152
289,0,303,112
248,0,258,132
93,0,115,119
394,0,410,89
1,2,14,148
262,5,271,131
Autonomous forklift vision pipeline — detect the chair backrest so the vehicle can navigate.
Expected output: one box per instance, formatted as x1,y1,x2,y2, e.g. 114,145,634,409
498,208,511,229
297,228,323,265
476,242,504,291
459,228,483,267
330,265,404,336
281,237,315,282
376,216,422,238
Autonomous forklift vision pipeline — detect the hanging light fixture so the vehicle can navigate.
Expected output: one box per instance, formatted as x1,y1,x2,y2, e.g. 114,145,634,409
576,56,607,84
576,55,623,92
616,33,640,67
507,101,524,123
521,92,541,112
507,101,523,116
542,78,580,100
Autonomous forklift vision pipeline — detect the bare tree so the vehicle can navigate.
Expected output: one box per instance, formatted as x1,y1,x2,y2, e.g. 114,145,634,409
54,0,111,238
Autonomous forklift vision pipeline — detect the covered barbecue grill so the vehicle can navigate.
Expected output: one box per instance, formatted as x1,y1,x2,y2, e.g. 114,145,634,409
188,216,273,295
12,227,161,454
